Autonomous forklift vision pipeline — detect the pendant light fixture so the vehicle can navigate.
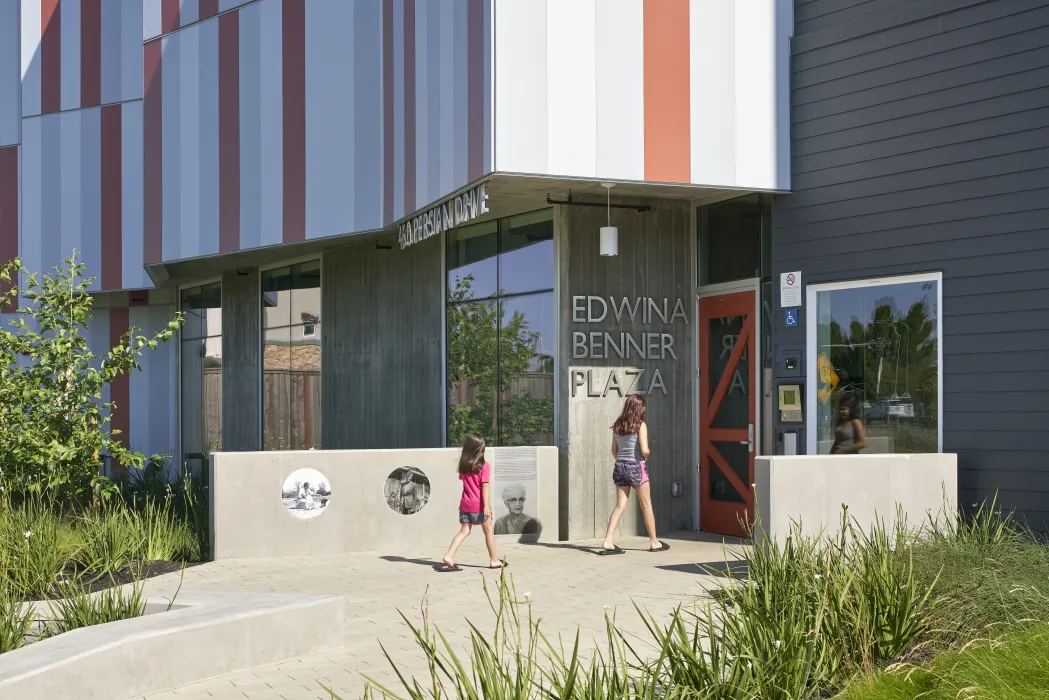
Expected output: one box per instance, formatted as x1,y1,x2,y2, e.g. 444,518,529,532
600,182,618,256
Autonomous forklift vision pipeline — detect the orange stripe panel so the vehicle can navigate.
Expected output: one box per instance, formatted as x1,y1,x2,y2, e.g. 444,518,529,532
643,0,690,184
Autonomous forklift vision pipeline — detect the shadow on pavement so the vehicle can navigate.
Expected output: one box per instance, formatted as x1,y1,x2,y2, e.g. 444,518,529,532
655,560,750,578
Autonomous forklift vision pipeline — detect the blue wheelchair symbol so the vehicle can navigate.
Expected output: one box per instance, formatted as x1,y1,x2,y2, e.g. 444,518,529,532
784,309,798,327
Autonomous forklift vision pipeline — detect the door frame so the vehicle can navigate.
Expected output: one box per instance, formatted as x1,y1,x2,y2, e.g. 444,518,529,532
695,278,762,534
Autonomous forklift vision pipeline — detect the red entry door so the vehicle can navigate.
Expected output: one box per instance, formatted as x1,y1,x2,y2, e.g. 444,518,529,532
699,292,756,537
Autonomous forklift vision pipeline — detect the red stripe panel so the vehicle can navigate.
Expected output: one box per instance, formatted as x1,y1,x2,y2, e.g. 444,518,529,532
282,0,306,243
108,308,131,465
143,39,163,265
0,147,17,312
643,0,691,184
219,11,240,254
161,0,180,34
41,0,61,114
100,105,122,290
403,0,416,214
81,0,101,107
382,0,394,225
199,0,220,21
466,0,484,181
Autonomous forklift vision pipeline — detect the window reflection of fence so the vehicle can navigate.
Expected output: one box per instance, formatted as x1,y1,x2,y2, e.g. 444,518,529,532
450,372,555,445
263,370,322,450
202,368,223,453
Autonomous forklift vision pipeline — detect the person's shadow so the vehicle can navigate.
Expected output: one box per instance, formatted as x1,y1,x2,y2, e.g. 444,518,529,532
380,555,494,570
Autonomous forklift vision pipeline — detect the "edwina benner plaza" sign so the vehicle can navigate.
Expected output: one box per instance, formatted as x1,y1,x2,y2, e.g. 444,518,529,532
398,182,490,250
570,295,688,397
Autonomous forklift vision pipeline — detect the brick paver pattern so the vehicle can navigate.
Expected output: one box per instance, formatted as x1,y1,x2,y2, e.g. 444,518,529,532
139,534,743,700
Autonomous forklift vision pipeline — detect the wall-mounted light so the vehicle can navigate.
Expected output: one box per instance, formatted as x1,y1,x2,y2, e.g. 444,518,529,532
600,182,618,257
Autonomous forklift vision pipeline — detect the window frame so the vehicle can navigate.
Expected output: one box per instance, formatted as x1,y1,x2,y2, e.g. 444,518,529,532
176,277,223,468
805,271,944,455
259,257,323,452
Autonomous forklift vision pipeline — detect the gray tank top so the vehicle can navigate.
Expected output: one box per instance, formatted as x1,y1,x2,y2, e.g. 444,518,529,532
615,432,644,462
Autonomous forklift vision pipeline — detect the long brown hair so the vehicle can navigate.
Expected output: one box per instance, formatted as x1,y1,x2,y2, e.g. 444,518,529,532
611,394,646,436
458,433,486,475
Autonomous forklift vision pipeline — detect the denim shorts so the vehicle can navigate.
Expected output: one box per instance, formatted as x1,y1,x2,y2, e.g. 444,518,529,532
459,511,487,525
612,460,649,488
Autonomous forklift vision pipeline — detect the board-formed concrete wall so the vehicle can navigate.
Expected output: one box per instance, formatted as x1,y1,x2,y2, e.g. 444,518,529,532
754,453,957,547
210,447,559,560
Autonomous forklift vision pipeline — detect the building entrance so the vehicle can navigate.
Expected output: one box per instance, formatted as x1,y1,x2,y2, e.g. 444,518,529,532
698,290,757,537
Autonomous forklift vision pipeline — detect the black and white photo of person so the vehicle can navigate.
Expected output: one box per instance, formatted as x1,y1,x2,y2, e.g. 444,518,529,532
281,468,332,520
493,483,540,535
384,467,431,515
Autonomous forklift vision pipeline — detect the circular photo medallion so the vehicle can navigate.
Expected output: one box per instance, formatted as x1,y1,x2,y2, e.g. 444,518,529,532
281,468,332,519
384,467,431,515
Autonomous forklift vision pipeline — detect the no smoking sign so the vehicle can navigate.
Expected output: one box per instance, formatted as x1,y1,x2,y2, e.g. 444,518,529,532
780,271,802,308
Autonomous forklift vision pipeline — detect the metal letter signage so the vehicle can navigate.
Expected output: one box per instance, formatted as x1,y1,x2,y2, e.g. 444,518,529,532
398,182,490,250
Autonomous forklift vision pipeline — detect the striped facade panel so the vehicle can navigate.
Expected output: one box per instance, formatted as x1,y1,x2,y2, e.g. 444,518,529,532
492,0,792,190
144,0,493,265
20,102,147,293
21,0,143,117
0,0,19,146
143,0,265,41
0,145,18,311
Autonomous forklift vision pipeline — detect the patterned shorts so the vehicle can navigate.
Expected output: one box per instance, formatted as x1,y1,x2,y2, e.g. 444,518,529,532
612,460,649,488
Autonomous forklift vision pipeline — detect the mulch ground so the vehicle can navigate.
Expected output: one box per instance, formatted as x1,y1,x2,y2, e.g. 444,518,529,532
26,560,205,601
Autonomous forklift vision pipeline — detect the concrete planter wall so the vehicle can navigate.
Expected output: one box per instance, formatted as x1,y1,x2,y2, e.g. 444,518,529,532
754,454,958,547
210,447,559,560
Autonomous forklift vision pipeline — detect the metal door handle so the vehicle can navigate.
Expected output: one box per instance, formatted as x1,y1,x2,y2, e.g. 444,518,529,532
741,424,755,453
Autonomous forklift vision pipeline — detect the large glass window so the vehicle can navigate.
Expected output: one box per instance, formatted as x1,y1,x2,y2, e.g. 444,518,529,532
446,210,555,447
180,282,223,458
811,275,940,455
698,194,769,286
262,260,321,450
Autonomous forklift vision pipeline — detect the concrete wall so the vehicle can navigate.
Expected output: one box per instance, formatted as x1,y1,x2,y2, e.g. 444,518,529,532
321,237,443,450
210,447,559,559
772,0,1049,528
557,200,695,540
754,453,958,547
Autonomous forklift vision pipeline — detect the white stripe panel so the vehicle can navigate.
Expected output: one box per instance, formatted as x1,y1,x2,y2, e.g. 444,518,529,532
493,0,547,174
59,111,82,271
129,306,176,461
40,115,61,273
0,0,20,145
392,0,404,220
414,0,429,207
422,0,439,207
595,0,643,181
121,101,148,288
734,0,777,190
451,0,466,189
482,0,492,175
547,0,596,177
122,0,144,101
180,0,199,27
178,27,200,261
219,0,252,12
142,0,162,41
305,0,355,240
775,0,793,190
258,0,283,248
161,34,181,262
101,0,122,104
352,0,382,231
690,0,736,187
79,107,102,291
20,118,42,283
438,0,454,195
21,0,41,117
238,1,262,251
60,0,81,112
197,18,219,256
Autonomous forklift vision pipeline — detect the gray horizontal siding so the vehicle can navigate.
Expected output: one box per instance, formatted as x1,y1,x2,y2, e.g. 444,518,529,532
774,0,1049,525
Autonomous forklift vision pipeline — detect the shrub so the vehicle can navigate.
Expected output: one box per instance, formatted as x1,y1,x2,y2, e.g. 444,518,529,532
42,575,146,638
0,254,182,506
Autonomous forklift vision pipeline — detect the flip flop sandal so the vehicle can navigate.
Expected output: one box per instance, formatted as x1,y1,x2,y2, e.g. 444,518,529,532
434,564,462,572
598,546,625,556
488,562,510,570
648,541,671,552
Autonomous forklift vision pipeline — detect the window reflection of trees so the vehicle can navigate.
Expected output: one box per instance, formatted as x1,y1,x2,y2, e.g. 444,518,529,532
817,282,938,454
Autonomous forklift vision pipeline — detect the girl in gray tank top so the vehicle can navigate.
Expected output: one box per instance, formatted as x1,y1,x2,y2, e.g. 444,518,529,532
599,395,669,555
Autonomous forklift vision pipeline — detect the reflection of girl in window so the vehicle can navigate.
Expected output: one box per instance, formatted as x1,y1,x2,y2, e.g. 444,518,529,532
831,396,868,455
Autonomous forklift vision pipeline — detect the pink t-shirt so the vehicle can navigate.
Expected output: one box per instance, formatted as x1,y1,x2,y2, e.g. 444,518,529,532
459,461,491,513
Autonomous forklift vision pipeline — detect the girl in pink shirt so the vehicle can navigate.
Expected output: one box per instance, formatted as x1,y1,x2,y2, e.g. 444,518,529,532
436,433,505,572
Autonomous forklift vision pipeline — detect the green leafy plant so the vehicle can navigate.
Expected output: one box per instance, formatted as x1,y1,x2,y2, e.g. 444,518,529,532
42,574,147,637
0,253,183,506
0,498,77,598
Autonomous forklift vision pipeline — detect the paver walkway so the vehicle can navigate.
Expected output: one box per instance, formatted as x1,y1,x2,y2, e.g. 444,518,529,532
138,533,745,700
